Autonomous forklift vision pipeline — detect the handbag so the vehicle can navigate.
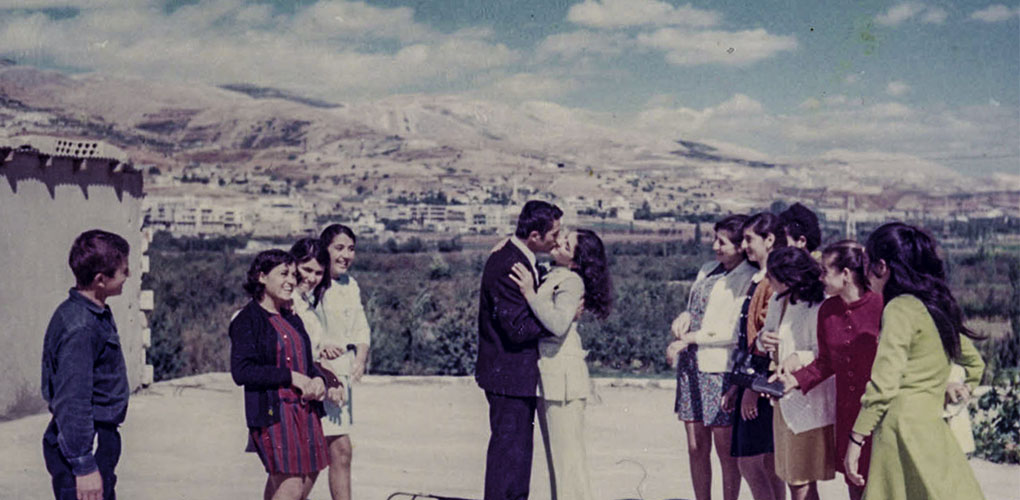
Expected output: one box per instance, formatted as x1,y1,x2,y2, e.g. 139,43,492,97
729,296,787,398
730,349,783,397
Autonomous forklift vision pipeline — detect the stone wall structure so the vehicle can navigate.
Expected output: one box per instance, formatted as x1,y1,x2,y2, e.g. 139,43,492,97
0,137,152,418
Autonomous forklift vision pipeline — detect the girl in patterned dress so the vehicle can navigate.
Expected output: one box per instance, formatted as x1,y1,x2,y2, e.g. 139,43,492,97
666,214,755,500
229,250,330,500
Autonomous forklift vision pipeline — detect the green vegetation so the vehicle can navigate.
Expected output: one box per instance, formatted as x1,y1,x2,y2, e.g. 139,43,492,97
144,234,1018,463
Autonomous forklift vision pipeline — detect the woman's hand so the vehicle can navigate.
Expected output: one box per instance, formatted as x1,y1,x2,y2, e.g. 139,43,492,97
665,339,688,366
740,389,760,421
844,434,867,487
291,371,311,394
758,329,780,353
945,381,971,405
769,370,800,395
671,312,692,340
779,353,802,375
508,262,536,298
326,386,346,405
320,343,345,360
303,377,326,401
720,386,739,412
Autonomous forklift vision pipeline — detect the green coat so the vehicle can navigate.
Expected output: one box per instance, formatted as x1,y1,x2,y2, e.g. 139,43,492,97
852,294,985,500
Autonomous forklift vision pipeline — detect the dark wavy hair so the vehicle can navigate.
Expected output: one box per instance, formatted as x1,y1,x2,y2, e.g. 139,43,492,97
742,212,787,250
290,237,326,291
313,224,357,305
69,229,130,287
572,229,613,320
714,214,748,247
243,249,295,300
780,202,822,251
514,200,563,240
822,240,869,292
866,222,982,360
766,246,825,306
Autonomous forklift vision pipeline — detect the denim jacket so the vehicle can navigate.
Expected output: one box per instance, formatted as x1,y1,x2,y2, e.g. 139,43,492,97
41,289,130,476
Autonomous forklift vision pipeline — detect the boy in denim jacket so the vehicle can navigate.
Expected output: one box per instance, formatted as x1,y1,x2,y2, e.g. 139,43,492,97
41,230,131,500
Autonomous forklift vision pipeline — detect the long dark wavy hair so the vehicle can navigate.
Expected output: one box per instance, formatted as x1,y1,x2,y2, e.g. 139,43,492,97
312,224,357,306
866,222,982,360
766,246,825,306
573,229,613,320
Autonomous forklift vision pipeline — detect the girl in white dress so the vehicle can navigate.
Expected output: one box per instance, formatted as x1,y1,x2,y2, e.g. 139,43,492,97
312,225,371,500
509,228,613,500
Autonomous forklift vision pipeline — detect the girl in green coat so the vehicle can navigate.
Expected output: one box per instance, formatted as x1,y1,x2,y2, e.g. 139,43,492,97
846,222,985,500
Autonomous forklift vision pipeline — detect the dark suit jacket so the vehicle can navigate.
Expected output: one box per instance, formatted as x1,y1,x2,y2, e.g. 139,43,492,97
475,240,550,397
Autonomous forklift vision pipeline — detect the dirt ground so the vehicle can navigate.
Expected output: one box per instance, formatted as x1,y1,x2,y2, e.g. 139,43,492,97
2,373,1016,500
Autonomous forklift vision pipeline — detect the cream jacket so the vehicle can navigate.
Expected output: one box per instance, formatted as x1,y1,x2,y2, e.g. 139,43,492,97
528,267,591,402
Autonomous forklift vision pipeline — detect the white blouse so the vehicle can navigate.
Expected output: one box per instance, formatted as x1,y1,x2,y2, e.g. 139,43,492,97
762,294,836,434
687,260,756,372
314,275,371,376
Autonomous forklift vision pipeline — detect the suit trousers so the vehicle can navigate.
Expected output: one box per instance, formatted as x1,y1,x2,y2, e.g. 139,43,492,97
484,391,538,500
537,398,593,500
43,419,121,500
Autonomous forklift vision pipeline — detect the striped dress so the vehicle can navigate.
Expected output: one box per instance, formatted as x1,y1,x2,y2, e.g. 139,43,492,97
249,314,330,475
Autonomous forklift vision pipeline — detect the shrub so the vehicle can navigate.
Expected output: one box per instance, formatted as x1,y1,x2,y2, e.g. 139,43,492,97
971,370,1020,464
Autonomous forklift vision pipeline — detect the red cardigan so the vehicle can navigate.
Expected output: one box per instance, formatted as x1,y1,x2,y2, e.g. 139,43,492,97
793,291,883,476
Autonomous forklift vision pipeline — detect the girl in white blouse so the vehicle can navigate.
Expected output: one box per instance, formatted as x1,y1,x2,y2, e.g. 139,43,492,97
757,247,835,500
509,228,613,500
313,224,371,500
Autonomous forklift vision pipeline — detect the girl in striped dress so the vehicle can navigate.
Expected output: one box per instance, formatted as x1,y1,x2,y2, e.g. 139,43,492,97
230,250,330,500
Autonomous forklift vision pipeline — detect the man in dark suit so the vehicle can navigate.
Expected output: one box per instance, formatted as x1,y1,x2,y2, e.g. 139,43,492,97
476,200,563,500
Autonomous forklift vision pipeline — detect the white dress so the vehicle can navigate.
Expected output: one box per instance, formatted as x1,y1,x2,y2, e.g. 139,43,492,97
314,275,372,436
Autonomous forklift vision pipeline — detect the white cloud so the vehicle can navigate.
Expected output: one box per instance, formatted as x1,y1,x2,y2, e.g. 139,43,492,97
970,4,1020,22
0,0,519,99
636,28,797,66
886,80,911,97
0,0,139,7
921,6,948,24
567,0,719,29
630,93,1018,176
536,30,630,60
875,2,947,26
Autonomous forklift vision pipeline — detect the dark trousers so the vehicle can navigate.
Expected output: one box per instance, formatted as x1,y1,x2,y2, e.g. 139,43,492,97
484,391,537,500
42,419,121,500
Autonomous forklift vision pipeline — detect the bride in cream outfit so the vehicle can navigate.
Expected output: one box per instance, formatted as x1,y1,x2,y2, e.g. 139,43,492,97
509,228,614,500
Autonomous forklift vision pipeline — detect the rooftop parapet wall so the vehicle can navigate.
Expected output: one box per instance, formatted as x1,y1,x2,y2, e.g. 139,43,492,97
0,140,150,419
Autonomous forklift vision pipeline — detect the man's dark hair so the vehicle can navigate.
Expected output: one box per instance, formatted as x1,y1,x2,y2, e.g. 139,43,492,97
514,200,563,240
780,202,822,251
69,229,130,287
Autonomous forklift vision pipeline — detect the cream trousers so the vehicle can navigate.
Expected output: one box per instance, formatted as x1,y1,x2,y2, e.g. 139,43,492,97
537,398,594,500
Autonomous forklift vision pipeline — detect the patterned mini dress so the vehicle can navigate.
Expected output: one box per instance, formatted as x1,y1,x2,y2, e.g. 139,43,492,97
674,264,734,427
249,314,330,475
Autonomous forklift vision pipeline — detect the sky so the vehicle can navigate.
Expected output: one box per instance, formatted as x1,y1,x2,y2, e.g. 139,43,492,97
0,0,1017,176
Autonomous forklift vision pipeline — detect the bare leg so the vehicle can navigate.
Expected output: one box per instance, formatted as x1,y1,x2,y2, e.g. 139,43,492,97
684,421,713,500
764,453,786,500
711,426,740,500
271,474,315,500
326,435,352,500
787,482,818,500
737,455,778,500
